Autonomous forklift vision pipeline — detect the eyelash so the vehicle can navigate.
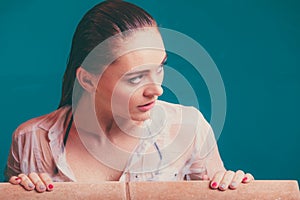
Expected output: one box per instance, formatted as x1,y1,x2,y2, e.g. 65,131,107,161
157,64,164,73
128,75,144,84
128,65,164,85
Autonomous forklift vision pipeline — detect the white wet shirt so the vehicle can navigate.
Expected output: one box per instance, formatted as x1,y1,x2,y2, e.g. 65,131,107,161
5,101,225,182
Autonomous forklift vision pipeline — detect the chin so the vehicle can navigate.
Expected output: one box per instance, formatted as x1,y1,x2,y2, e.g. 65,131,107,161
130,112,151,122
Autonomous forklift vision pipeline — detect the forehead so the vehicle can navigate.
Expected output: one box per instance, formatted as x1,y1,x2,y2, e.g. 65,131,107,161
112,49,166,73
108,29,166,74
121,28,165,52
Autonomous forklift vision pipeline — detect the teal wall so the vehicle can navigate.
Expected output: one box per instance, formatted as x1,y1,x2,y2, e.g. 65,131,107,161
1,0,299,182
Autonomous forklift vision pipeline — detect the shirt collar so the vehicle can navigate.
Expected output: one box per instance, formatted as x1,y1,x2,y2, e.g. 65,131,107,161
37,106,72,141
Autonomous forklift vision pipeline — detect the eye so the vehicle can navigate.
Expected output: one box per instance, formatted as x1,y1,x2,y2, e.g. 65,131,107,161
157,65,164,73
128,75,143,84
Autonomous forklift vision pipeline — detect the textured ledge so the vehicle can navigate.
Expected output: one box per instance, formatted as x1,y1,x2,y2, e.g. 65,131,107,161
0,180,299,200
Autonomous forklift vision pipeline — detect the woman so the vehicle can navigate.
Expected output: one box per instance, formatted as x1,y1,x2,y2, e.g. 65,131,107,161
5,0,253,193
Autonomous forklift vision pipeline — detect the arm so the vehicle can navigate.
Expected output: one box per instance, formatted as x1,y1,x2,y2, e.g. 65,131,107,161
5,130,22,181
5,128,54,193
187,110,254,190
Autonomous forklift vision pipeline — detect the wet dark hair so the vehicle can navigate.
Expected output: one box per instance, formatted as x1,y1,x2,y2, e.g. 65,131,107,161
58,0,156,108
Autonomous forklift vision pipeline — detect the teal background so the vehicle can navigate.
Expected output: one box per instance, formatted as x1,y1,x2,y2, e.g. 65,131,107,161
0,0,299,182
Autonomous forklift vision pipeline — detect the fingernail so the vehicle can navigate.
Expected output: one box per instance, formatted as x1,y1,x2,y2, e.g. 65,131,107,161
219,183,226,190
39,185,46,190
48,184,54,190
15,177,21,182
242,177,248,182
28,183,34,188
211,182,218,188
230,182,237,188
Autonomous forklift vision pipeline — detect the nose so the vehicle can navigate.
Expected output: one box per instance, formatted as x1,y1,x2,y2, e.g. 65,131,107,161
143,83,163,98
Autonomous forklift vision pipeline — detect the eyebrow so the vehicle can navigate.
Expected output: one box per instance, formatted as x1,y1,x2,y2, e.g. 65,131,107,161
124,54,168,76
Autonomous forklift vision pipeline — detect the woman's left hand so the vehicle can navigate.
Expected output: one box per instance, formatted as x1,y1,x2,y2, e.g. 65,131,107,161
209,170,254,190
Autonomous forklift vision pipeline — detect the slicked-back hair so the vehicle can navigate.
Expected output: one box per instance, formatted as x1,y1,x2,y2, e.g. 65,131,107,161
58,0,156,108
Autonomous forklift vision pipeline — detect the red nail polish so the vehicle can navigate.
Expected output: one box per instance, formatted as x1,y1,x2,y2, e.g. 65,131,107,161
15,177,21,181
242,177,248,182
48,184,54,189
211,182,218,188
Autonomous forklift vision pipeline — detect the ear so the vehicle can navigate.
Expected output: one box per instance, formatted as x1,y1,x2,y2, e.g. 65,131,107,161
76,67,97,93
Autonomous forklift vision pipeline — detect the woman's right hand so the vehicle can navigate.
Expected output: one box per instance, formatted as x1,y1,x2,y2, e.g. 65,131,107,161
9,173,54,193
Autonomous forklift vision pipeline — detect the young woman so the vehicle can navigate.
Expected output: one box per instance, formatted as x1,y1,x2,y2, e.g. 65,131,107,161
5,0,253,193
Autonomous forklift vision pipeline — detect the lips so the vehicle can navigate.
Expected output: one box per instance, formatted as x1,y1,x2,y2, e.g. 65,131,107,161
137,101,155,112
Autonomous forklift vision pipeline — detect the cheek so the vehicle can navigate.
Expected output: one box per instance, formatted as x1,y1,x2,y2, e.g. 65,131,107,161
96,77,144,113
111,86,137,110
95,81,113,106
113,89,131,104
129,90,143,108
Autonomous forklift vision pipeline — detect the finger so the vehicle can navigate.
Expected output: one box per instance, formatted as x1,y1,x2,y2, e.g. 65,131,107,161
28,172,47,193
229,170,245,189
210,171,226,189
242,173,254,183
18,174,35,191
39,173,54,191
9,176,22,185
201,174,210,181
218,170,235,191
